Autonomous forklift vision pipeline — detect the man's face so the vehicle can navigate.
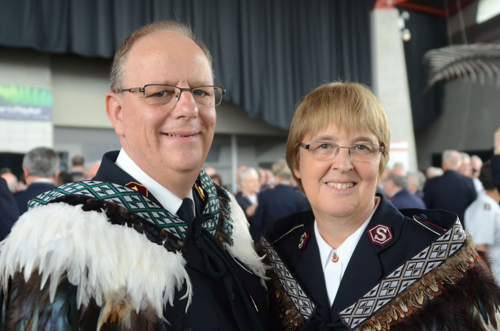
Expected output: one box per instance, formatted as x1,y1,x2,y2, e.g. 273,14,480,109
106,31,216,184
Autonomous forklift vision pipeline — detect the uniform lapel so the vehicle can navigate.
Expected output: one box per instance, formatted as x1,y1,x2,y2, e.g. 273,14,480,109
292,222,332,320
330,195,405,322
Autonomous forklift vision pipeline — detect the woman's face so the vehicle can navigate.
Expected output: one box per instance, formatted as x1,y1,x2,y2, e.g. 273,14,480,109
294,124,381,224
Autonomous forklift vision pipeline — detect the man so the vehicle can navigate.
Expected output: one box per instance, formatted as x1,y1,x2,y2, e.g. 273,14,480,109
0,177,19,241
383,167,426,209
464,161,500,283
0,169,18,193
408,170,426,200
494,128,500,192
234,167,261,223
0,21,270,331
424,150,477,226
13,147,59,214
85,161,101,180
471,155,485,193
251,159,310,243
69,155,86,181
458,152,473,178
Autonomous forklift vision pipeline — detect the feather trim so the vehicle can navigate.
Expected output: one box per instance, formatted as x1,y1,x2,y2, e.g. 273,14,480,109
223,190,269,287
356,235,500,331
0,202,192,324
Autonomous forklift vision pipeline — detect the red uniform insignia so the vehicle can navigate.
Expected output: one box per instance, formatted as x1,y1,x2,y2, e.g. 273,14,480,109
298,231,310,251
485,203,491,211
332,251,339,263
125,182,148,197
368,224,393,247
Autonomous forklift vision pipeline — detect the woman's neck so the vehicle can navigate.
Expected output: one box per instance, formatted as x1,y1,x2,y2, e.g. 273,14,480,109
316,196,380,249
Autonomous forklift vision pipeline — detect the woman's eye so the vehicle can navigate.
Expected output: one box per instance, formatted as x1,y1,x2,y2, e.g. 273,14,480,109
353,144,370,151
318,144,332,150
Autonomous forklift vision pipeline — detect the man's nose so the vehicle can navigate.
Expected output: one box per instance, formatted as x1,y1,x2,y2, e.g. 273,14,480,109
174,90,198,116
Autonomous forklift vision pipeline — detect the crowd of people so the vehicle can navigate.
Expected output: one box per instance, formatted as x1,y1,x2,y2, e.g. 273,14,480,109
0,19,499,331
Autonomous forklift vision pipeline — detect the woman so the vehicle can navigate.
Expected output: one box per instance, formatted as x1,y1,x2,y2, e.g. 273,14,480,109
260,82,500,330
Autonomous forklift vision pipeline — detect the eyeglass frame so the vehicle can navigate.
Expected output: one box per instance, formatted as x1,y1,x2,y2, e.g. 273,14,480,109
116,84,226,107
299,142,384,161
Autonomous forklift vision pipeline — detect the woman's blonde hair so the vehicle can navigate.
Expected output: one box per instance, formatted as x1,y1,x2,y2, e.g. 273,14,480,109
286,82,390,192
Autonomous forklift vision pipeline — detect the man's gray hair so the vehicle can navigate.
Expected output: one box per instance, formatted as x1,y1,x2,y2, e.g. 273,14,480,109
272,159,292,180
23,147,60,178
409,171,426,190
389,172,409,189
240,167,259,183
442,150,462,167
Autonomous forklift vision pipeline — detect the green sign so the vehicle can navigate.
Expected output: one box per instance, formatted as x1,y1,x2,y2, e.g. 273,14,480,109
0,85,52,120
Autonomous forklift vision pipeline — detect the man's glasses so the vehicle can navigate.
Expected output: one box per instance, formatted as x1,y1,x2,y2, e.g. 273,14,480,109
299,142,384,162
117,84,226,108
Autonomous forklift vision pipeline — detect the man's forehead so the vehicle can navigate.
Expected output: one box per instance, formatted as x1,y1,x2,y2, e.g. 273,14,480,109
123,30,212,85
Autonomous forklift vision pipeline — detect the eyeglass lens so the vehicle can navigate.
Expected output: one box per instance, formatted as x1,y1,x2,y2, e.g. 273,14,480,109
144,85,222,107
309,143,380,161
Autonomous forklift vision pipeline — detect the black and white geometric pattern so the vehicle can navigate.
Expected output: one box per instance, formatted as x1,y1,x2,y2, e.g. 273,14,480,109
261,237,316,319
28,170,231,242
339,220,466,329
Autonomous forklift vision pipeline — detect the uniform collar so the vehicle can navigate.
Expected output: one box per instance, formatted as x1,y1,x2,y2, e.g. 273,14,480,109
115,148,194,216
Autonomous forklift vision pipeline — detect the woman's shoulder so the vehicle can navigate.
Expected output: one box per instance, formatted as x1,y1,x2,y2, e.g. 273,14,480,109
261,210,315,244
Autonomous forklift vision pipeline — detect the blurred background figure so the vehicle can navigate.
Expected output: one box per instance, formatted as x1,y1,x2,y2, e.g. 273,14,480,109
234,167,260,224
234,165,247,193
458,152,473,178
383,167,426,209
464,160,500,282
85,161,101,180
69,155,86,182
471,155,484,193
56,171,73,186
425,166,443,179
0,169,18,194
251,159,311,243
204,166,217,177
0,177,19,241
14,147,59,215
210,173,222,187
408,170,426,200
423,149,477,226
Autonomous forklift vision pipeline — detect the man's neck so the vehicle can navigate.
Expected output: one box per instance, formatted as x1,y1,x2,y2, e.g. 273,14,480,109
26,176,53,186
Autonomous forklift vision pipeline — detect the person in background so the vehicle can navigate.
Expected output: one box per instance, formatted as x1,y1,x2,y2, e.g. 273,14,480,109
210,173,222,186
383,167,426,209
235,167,260,223
465,160,500,283
251,159,311,242
13,147,59,215
494,128,500,192
56,170,73,185
423,150,477,226
471,155,485,193
425,166,443,179
69,155,86,181
0,177,19,241
458,152,473,178
408,170,426,200
0,21,270,330
259,82,499,330
0,169,18,194
85,161,101,180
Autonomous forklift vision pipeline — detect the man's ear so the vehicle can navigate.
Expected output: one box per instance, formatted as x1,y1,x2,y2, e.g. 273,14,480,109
105,92,125,137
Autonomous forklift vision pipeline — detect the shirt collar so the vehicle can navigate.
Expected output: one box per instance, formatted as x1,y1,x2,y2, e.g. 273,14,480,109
115,148,194,215
315,199,380,270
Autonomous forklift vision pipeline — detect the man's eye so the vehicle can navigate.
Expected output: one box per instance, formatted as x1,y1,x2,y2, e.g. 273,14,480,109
193,89,209,97
153,91,167,98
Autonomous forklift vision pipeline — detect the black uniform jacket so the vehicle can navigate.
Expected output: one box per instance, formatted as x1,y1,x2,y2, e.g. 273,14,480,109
0,177,19,241
262,194,452,330
94,151,271,331
493,154,500,191
423,169,476,225
14,182,56,215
